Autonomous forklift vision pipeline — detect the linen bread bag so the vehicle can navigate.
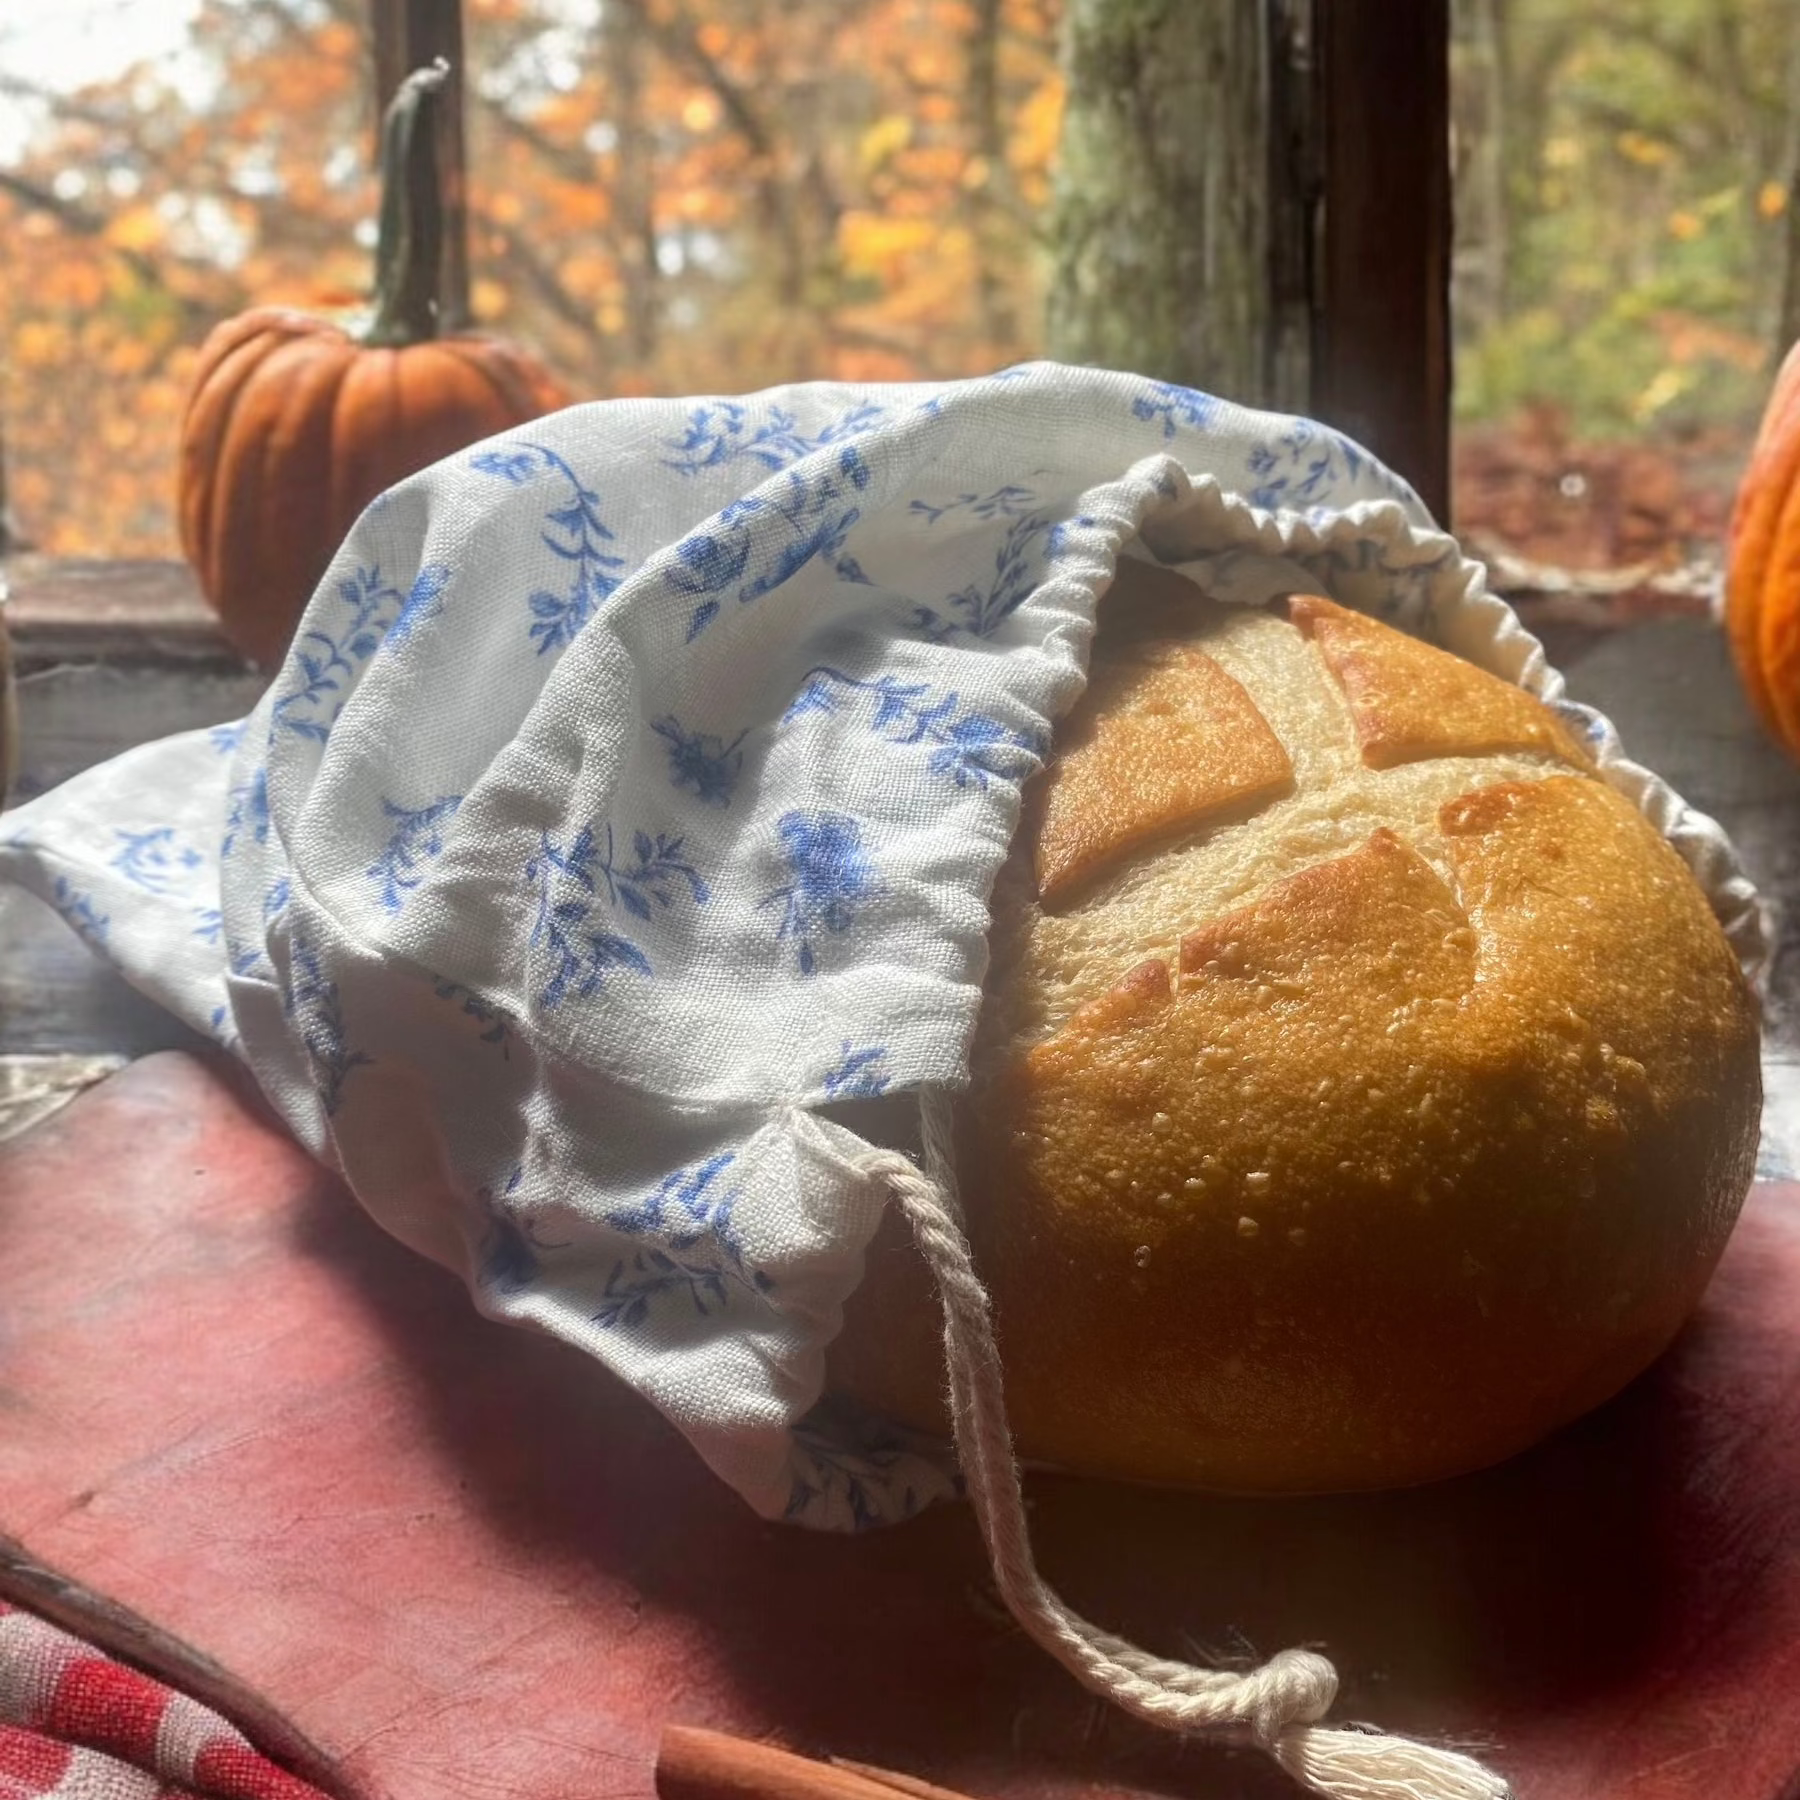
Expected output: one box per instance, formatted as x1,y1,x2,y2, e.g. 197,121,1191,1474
833,565,1763,1497
0,367,1764,1800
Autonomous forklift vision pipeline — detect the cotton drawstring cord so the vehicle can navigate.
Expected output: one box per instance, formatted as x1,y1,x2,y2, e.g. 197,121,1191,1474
852,1085,1513,1800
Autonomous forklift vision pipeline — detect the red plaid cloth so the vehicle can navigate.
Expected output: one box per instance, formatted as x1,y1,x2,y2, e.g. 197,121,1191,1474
0,1603,330,1800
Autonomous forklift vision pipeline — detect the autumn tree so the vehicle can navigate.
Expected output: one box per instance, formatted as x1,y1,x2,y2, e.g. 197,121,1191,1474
0,0,1064,558
1450,0,1800,429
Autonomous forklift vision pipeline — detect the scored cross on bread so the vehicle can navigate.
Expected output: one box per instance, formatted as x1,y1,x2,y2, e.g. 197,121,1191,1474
832,562,1760,1495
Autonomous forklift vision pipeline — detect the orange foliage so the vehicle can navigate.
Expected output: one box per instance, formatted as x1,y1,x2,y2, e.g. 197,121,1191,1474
2,0,1063,558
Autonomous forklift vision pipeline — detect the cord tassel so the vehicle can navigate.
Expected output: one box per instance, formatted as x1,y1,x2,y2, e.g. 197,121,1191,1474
856,1085,1513,1800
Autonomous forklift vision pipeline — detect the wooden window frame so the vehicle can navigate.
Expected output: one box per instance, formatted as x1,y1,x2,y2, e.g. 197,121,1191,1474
1308,0,1452,523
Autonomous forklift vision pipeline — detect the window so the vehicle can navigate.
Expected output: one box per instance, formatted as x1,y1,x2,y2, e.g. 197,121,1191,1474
1,0,1061,558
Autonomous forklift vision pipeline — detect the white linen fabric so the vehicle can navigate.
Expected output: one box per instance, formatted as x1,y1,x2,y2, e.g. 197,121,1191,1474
0,365,1767,1536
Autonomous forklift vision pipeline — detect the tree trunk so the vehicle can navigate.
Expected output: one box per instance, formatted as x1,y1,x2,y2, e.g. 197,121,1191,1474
1311,0,1451,521
967,0,1020,358
606,3,659,366
1454,0,1509,335
1046,0,1271,402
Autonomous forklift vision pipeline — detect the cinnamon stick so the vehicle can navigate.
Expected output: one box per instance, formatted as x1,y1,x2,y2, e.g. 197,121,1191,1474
657,1725,975,1800
830,1755,976,1800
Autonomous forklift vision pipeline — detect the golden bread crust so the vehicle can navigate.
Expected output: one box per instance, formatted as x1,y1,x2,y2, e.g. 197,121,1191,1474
1291,593,1595,771
829,572,1761,1493
1034,644,1293,906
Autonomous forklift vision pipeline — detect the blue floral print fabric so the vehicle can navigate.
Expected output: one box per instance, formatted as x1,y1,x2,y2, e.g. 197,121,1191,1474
0,365,1766,1529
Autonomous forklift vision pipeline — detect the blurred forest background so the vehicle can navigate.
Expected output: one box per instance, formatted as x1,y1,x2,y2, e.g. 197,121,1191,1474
2,0,1798,574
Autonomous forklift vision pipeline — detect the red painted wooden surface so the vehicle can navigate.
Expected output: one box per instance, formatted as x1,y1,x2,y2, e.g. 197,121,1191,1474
2,1051,1798,1800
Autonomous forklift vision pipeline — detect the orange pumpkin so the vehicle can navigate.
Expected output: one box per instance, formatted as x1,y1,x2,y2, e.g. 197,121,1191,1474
1726,338,1800,758
177,62,571,667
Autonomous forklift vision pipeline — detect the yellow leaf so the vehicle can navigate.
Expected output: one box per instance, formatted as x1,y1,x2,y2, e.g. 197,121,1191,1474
675,187,732,224
1760,181,1789,220
557,251,614,298
1617,130,1672,168
1631,366,1691,422
838,211,936,282
1666,209,1703,241
14,320,68,366
859,114,912,172
1010,77,1063,176
472,277,510,320
104,205,165,252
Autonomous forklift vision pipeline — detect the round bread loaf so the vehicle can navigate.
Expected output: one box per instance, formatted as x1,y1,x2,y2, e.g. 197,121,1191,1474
829,561,1762,1494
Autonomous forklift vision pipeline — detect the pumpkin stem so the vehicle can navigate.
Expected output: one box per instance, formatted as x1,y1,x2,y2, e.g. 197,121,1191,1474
364,58,450,348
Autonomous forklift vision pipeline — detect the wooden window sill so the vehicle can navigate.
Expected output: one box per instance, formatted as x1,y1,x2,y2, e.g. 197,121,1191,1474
0,550,1721,660
5,557,247,671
